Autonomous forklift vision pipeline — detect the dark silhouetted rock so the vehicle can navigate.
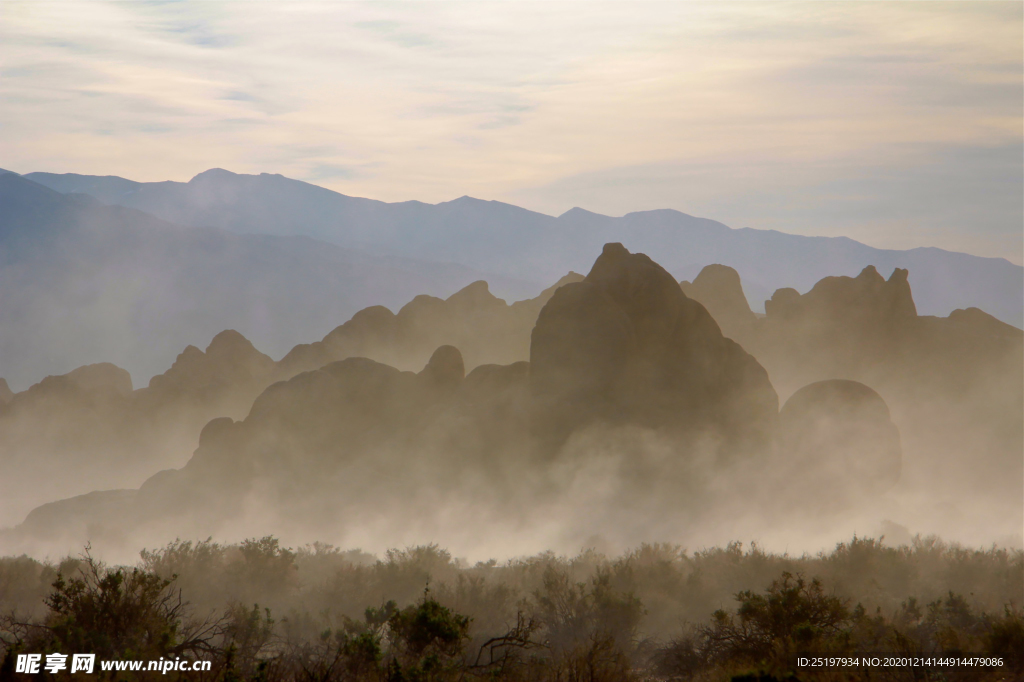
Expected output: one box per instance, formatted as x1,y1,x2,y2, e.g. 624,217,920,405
8,251,1020,552
418,345,465,390
735,264,1022,507
0,379,12,405
65,363,134,396
0,331,276,529
148,329,274,398
779,379,901,496
16,363,133,404
766,266,916,328
277,273,585,379
947,307,1022,339
530,243,778,458
680,264,755,338
17,489,137,541
764,287,800,320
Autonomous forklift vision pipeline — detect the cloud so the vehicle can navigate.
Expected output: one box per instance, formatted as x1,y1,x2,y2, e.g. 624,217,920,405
0,1,1019,261
304,163,360,182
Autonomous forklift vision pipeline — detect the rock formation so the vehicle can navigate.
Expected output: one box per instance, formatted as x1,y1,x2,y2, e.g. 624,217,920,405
778,379,901,497
139,329,276,419
278,273,585,379
680,264,756,339
3,246,1020,555
530,243,778,458
10,363,133,407
0,332,276,529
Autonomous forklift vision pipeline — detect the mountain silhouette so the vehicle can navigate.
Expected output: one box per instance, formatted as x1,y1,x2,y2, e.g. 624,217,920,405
683,262,1022,503
26,168,1024,328
530,243,777,458
8,245,985,555
277,272,585,379
0,273,585,529
0,173,534,390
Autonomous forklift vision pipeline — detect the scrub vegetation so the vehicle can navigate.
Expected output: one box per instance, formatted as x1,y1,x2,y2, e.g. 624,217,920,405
2,535,1021,681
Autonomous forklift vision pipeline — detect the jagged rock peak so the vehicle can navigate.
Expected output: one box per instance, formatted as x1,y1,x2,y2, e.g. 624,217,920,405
419,345,465,389
206,329,265,358
446,280,505,308
530,243,778,457
149,330,273,393
857,265,884,283
585,242,687,335
551,272,585,288
64,363,133,396
0,378,14,404
766,266,918,322
681,264,755,331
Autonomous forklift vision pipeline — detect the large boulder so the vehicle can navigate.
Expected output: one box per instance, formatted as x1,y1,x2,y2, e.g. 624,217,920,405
418,344,465,390
530,243,778,458
778,379,901,496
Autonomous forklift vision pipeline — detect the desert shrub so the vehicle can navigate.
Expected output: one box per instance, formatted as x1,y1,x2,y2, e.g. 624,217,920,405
2,536,1021,681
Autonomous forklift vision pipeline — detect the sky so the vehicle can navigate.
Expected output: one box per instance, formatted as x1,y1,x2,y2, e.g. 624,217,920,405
1,1,1021,264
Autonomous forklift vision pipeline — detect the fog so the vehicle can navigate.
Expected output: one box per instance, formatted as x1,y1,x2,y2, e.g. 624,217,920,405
1,244,1019,571
1,242,1021,681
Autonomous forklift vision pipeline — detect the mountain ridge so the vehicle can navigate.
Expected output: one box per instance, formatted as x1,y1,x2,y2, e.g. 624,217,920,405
25,168,1020,266
23,168,1022,328
0,173,539,391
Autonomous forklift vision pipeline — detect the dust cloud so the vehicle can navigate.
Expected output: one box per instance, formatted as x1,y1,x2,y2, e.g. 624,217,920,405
1,244,1019,568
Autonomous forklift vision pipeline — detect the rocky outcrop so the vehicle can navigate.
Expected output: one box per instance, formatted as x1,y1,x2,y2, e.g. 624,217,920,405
0,331,277,530
765,265,916,329
947,307,1023,340
0,272,594,533
736,264,1022,508
7,252,1020,552
145,330,275,404
0,379,13,405
530,243,778,458
277,274,585,379
11,363,133,407
418,345,465,391
778,379,901,496
6,239,784,544
680,264,756,338
752,267,922,395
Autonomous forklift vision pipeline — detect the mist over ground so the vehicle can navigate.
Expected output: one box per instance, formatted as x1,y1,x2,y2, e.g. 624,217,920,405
1,241,1019,566
2,2,1021,677
0,241,1020,681
0,195,1020,681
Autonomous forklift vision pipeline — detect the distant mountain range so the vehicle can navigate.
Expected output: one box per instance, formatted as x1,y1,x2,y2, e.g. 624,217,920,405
0,173,529,390
2,167,1020,390
24,168,1023,330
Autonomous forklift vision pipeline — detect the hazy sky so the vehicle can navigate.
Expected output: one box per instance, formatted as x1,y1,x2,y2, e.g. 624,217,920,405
2,1,1021,263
